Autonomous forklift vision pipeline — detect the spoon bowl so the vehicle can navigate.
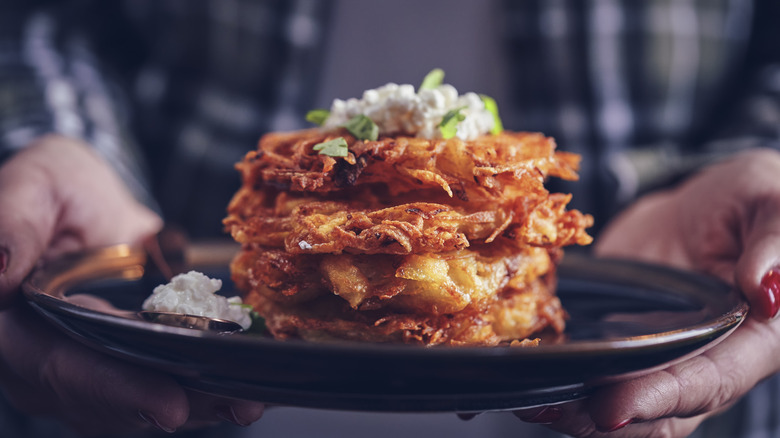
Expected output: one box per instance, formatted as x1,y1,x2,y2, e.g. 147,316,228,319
138,311,244,334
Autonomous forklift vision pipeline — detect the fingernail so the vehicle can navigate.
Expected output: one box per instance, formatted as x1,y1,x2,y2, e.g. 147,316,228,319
597,418,634,433
516,406,562,424
138,410,176,433
0,247,8,275
215,405,250,427
760,267,780,319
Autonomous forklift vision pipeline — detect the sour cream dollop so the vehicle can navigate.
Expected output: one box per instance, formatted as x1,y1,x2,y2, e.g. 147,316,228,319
142,271,252,330
323,82,495,141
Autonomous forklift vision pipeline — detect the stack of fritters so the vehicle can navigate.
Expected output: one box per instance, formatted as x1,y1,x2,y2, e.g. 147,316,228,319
224,129,593,346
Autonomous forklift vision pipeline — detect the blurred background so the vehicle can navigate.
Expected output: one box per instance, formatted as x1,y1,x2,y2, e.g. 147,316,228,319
315,0,508,110
5,0,777,436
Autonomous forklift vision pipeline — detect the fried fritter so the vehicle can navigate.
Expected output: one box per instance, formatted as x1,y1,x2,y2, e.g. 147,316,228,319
225,189,592,254
231,239,557,315
245,275,563,346
237,129,581,199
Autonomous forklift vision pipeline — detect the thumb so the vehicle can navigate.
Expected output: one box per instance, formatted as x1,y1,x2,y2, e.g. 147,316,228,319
734,198,780,320
0,148,60,307
0,136,162,307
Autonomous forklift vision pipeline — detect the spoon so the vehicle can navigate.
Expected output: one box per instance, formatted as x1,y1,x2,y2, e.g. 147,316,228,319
138,311,244,334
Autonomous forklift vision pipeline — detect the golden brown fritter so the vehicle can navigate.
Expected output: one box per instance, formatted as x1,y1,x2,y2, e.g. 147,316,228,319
245,275,563,346
231,240,558,315
225,187,592,255
236,129,581,199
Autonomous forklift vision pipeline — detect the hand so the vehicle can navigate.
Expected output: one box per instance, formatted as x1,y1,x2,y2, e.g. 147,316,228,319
0,136,264,435
515,148,780,437
596,148,780,319
0,135,162,303
0,303,266,435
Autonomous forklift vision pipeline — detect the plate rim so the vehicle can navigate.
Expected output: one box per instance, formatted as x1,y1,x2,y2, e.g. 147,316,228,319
20,244,750,411
21,245,749,358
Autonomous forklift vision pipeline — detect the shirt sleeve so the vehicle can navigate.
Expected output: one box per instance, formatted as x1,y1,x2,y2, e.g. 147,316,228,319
0,0,158,210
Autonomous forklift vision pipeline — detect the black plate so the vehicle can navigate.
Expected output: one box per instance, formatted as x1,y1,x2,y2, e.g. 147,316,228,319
22,244,748,412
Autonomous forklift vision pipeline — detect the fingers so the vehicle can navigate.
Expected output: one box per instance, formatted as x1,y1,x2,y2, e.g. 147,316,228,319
596,148,780,320
187,390,265,427
594,319,777,426
734,200,780,320
43,341,190,434
701,149,780,320
514,401,704,438
0,136,162,307
0,304,266,435
518,318,780,437
532,399,706,438
0,151,59,306
0,304,188,434
593,190,691,269
49,138,163,249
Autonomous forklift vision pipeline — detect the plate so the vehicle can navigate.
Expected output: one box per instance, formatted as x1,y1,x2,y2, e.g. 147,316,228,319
22,243,748,412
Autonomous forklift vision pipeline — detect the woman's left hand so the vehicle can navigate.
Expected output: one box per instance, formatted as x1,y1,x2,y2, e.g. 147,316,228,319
516,148,780,437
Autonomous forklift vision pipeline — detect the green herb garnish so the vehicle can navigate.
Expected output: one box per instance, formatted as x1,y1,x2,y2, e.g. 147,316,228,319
313,137,349,157
246,311,267,335
343,114,379,141
480,94,503,135
306,109,331,126
419,68,445,91
439,107,467,139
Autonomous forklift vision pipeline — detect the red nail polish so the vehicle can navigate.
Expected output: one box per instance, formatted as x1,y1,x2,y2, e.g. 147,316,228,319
760,267,780,319
597,418,634,433
521,406,562,424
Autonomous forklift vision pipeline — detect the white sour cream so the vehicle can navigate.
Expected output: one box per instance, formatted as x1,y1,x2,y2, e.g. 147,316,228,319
323,82,495,141
142,271,252,330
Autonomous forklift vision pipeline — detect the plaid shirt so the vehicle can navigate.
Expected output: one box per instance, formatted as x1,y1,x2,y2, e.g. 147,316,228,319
2,1,780,437
501,0,780,229
0,0,332,236
4,0,780,235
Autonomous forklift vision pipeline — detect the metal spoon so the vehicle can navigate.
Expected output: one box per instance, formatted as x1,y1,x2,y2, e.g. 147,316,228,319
138,311,244,334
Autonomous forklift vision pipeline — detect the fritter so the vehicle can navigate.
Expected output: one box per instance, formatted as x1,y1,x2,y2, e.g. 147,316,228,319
225,191,592,254
236,129,581,199
231,239,557,314
244,275,563,346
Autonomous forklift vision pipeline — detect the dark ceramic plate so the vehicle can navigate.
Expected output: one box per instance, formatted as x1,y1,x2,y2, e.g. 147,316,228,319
22,243,748,412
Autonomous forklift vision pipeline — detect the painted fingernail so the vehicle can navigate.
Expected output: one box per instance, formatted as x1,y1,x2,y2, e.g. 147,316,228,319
516,406,562,424
760,267,780,319
138,410,176,433
0,247,8,275
597,418,634,433
215,405,250,427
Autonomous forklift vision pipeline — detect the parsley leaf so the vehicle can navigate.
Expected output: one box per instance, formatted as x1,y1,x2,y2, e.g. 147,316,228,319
343,114,379,141
439,107,467,139
480,94,504,135
313,137,349,157
306,109,331,126
419,68,445,91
